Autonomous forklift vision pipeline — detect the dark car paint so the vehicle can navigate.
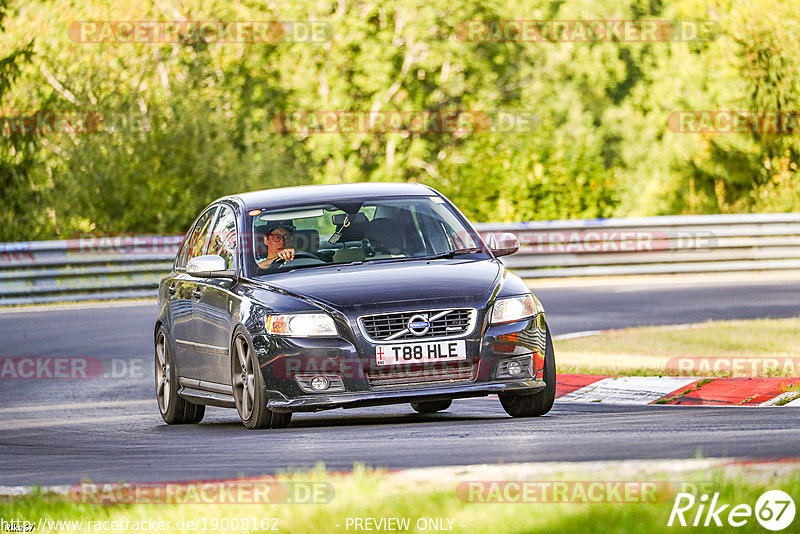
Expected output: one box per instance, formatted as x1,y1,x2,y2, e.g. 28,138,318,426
156,184,548,413
262,259,502,309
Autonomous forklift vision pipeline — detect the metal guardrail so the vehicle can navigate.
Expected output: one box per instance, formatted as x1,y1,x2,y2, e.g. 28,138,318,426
0,236,181,306
1,213,798,305
479,212,800,278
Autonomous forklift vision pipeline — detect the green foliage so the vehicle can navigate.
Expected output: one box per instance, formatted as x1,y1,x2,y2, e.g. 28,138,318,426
2,466,800,534
0,0,38,240
1,0,799,241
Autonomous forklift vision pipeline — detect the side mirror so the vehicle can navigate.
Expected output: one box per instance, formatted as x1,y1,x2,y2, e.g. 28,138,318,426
487,233,520,257
186,255,236,279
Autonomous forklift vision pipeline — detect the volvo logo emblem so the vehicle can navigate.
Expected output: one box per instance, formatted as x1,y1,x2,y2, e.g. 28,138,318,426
407,314,430,336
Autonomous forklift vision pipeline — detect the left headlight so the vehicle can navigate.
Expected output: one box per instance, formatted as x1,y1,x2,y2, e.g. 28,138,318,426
265,313,338,337
490,294,542,324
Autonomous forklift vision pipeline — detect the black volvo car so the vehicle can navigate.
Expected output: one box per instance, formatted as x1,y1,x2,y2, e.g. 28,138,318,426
155,183,555,428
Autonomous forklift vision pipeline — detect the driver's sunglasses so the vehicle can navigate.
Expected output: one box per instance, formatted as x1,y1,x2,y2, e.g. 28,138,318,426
268,233,292,244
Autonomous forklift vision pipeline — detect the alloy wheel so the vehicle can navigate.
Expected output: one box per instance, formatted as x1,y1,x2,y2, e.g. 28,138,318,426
232,335,255,420
155,331,170,414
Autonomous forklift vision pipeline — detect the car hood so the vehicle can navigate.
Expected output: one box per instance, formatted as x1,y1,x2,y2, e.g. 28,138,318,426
261,258,502,310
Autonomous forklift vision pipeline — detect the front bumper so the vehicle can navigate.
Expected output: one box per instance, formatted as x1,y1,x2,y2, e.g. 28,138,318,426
252,312,549,413
266,378,546,412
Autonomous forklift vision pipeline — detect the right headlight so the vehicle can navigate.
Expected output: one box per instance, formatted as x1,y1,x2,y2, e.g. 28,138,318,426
490,294,542,324
265,313,338,337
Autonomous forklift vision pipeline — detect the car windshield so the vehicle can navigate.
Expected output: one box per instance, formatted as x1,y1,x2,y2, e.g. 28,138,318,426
249,196,485,275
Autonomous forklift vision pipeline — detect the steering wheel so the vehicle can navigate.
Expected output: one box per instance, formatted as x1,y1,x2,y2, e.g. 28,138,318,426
362,238,376,257
270,250,319,266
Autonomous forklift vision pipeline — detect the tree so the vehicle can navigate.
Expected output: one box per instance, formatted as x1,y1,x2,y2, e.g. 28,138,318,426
0,0,37,241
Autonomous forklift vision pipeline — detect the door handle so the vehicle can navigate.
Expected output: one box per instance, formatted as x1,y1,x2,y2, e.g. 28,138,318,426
167,285,176,297
192,288,203,299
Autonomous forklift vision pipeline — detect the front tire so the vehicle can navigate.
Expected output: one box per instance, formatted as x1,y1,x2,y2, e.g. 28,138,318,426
155,326,205,424
411,399,452,413
499,328,556,417
231,329,292,429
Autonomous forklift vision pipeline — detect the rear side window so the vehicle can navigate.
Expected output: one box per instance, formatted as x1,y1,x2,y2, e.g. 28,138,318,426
176,207,218,269
206,207,237,270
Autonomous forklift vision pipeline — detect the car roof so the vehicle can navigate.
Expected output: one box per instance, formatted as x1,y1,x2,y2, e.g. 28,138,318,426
223,182,438,210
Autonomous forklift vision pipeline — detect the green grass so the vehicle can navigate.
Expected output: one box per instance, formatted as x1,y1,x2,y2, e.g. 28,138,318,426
555,317,800,377
774,393,800,406
2,465,799,533
773,383,800,406
556,364,670,377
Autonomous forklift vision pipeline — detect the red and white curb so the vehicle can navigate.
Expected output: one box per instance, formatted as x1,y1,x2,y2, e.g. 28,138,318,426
556,374,800,406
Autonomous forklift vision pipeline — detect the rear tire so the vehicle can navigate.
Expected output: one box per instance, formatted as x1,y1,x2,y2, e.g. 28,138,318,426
231,329,292,429
411,399,452,413
155,326,205,424
499,328,556,417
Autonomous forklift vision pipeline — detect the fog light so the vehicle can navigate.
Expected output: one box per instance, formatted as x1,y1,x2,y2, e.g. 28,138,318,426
506,361,522,376
296,374,345,393
310,376,330,391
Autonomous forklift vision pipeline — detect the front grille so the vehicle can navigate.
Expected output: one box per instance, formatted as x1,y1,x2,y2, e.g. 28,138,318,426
366,362,476,388
359,308,477,342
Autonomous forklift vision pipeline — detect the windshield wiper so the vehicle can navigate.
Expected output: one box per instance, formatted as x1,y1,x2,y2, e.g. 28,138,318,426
421,247,485,260
259,261,334,275
354,248,485,264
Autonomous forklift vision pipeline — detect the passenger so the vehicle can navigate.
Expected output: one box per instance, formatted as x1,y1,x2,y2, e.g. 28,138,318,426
257,221,296,268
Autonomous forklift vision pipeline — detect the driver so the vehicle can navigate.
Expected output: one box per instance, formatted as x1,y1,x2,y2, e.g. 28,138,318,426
257,221,296,268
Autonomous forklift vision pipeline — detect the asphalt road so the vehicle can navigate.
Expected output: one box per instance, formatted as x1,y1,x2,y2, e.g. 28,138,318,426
1,274,799,486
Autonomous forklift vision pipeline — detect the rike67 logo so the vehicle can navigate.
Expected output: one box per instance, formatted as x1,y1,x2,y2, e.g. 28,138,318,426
668,490,795,531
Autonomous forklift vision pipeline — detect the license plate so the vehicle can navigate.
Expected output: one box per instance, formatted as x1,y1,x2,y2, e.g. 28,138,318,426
375,340,466,366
